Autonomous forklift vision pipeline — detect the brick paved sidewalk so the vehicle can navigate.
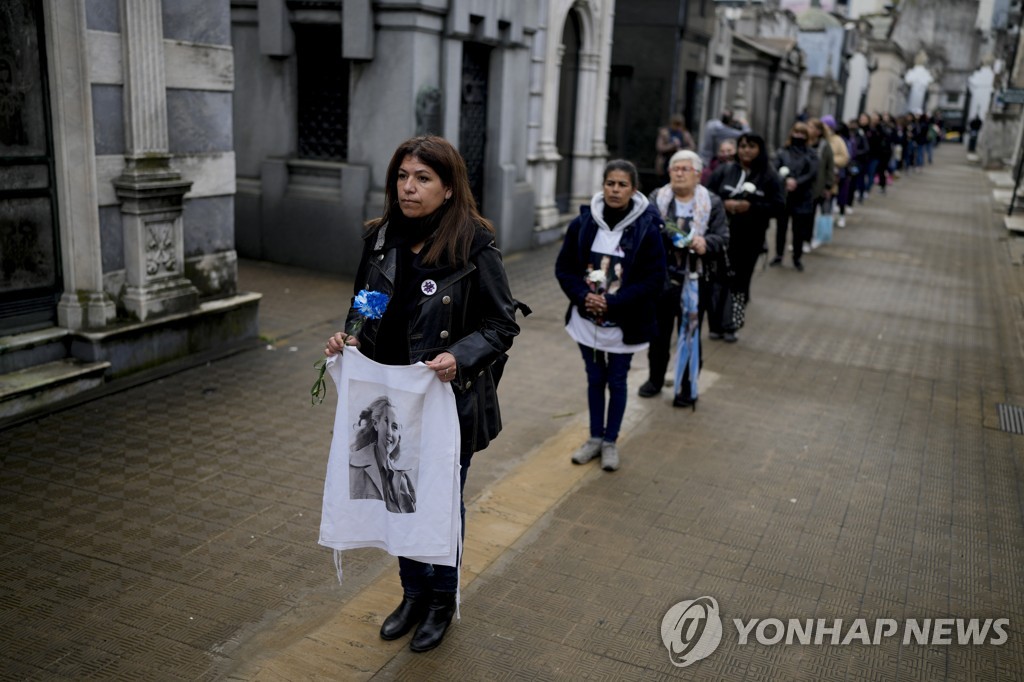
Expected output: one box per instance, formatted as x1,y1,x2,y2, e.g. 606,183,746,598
2,144,1023,680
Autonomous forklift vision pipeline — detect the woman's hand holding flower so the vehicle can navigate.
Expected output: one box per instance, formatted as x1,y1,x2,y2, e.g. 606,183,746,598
325,331,359,356
689,233,707,256
584,292,607,316
726,199,750,215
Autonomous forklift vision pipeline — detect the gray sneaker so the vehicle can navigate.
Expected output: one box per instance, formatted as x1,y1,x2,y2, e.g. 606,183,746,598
600,441,619,472
571,438,602,464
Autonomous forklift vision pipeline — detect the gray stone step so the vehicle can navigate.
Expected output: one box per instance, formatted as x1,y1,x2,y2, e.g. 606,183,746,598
0,358,111,420
0,327,69,374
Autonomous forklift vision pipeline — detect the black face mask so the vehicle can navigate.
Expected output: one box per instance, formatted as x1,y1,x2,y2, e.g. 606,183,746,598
791,138,806,148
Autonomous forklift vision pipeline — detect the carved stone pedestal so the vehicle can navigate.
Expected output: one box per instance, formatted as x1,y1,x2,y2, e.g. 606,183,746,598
113,168,198,321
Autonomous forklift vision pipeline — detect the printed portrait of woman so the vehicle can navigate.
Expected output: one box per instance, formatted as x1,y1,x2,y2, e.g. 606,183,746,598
349,391,419,513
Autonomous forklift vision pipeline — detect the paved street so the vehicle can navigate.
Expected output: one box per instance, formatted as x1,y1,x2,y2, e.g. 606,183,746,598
3,143,1024,680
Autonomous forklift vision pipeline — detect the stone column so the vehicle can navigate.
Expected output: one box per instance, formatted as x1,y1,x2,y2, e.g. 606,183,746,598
43,0,116,330
113,0,197,321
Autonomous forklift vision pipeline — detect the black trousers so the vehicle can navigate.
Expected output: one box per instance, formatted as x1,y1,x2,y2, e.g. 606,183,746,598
775,212,814,263
647,282,706,387
647,284,681,387
729,232,765,302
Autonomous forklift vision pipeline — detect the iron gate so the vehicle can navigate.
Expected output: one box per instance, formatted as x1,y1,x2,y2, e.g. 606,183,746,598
459,43,490,213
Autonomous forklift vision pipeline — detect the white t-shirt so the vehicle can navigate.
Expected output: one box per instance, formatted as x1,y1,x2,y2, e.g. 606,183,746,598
565,226,650,355
320,349,461,569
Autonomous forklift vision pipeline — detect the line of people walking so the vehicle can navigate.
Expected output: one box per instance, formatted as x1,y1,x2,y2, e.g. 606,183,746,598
557,108,944,474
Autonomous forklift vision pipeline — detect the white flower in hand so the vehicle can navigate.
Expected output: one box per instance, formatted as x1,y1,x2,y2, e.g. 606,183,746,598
742,182,757,194
779,166,790,178
587,269,607,286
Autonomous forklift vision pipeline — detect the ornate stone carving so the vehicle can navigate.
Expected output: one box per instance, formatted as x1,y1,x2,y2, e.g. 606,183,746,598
145,221,175,275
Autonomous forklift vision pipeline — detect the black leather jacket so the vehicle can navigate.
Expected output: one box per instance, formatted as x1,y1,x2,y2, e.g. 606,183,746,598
347,222,520,455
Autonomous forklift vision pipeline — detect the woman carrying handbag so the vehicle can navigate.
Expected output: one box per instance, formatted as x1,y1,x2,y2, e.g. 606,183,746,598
706,133,784,341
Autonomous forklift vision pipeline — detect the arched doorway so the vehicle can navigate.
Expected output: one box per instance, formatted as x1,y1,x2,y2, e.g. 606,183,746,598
555,10,581,214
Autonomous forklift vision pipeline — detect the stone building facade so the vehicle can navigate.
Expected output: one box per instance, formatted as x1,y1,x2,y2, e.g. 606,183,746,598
232,0,616,261
606,0,718,190
1,0,256,422
723,3,807,153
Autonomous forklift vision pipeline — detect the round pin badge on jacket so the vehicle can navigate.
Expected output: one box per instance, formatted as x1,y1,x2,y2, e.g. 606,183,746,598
421,279,437,295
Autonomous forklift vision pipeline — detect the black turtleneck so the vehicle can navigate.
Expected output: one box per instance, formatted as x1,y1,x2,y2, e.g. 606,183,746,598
603,202,631,230
374,211,443,365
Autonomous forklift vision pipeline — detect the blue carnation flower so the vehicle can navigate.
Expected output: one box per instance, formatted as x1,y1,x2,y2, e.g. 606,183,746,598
672,232,692,249
354,290,390,320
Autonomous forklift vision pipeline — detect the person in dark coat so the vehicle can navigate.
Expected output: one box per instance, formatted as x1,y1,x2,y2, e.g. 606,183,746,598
706,132,785,340
325,135,522,653
555,159,667,471
637,150,728,407
769,122,819,272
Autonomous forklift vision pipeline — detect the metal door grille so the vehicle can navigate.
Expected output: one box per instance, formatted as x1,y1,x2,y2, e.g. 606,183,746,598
459,43,489,212
295,23,349,161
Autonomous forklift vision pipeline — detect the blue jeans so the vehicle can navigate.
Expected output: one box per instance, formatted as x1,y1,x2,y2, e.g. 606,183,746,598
578,343,633,443
398,454,470,595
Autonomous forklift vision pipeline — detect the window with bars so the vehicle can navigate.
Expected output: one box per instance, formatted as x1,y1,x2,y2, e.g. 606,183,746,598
295,22,349,161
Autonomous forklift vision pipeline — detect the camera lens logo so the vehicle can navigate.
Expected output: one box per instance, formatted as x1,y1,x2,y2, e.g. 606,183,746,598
660,596,723,667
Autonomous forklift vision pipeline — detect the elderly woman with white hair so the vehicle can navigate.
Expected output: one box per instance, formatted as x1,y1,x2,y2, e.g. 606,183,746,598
637,149,728,409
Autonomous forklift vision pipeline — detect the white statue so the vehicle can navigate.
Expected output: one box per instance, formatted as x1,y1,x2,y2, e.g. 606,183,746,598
967,62,995,120
904,50,933,114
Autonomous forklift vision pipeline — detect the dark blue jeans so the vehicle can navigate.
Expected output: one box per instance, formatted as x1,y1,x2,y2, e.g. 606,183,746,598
578,343,633,443
398,454,469,595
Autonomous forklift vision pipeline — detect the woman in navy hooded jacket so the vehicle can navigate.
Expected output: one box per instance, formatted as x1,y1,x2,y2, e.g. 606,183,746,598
555,159,667,472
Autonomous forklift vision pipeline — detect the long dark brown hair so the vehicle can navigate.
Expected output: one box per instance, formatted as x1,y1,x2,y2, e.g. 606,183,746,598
368,136,494,266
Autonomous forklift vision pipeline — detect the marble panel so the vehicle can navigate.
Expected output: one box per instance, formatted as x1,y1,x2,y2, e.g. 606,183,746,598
162,0,230,46
85,0,119,32
91,84,125,155
183,196,234,256
99,206,124,273
166,91,233,154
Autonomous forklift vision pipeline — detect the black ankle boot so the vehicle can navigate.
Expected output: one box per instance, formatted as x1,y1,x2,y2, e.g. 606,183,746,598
409,591,457,652
380,593,431,641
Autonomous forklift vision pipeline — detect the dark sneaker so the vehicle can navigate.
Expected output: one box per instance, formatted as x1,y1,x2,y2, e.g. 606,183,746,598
637,381,661,398
723,332,738,343
769,256,783,267
794,261,804,272
708,332,724,340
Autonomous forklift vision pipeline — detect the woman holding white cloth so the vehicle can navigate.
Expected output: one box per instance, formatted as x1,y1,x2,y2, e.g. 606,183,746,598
324,136,521,653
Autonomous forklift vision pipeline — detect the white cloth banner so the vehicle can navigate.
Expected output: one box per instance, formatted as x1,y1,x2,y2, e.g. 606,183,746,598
318,348,461,570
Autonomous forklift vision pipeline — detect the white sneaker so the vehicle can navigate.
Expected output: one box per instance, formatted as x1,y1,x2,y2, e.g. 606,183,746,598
600,441,620,472
809,239,821,250
571,438,602,465
838,216,846,228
